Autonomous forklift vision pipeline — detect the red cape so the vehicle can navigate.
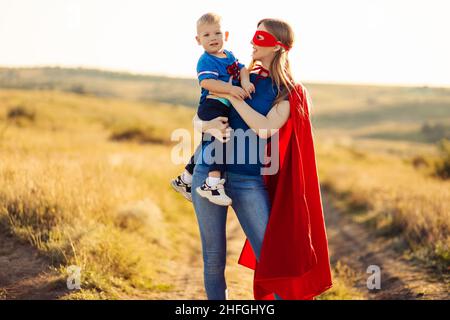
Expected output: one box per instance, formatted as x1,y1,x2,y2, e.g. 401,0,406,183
238,83,333,300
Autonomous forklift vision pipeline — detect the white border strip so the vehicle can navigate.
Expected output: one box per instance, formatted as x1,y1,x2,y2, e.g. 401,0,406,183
197,71,219,77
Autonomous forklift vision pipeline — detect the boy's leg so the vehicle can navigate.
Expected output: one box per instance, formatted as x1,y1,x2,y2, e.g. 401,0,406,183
203,170,221,197
172,98,227,203
172,138,207,202
171,149,200,203
196,99,229,177
196,99,231,206
171,173,192,202
185,154,196,175
184,141,203,175
204,140,226,186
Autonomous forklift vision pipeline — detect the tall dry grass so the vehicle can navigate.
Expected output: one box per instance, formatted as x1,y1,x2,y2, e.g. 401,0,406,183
0,89,196,298
1,83,449,299
316,141,450,271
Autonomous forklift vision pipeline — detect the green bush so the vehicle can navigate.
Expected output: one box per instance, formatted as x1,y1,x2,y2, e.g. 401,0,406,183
434,138,450,179
7,105,35,122
421,122,450,143
109,125,167,145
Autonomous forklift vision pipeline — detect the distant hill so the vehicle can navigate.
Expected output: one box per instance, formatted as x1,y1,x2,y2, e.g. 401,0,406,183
0,67,200,107
1,66,449,145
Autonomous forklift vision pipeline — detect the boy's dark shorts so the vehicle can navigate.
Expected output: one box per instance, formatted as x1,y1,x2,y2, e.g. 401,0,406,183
197,98,230,120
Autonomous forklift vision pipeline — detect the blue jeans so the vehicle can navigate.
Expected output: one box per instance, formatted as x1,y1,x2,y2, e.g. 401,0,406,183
192,164,282,300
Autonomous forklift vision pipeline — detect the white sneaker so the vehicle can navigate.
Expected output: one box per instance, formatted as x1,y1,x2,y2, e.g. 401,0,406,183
196,179,232,206
171,175,192,202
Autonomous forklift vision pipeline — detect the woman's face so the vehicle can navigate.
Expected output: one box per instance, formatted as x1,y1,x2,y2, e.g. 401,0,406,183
251,23,277,61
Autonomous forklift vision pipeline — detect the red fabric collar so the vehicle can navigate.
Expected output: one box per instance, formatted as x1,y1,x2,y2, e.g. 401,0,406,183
237,84,333,300
251,64,270,83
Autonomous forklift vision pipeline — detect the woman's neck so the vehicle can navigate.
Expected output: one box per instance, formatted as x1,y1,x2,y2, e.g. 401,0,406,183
257,58,272,70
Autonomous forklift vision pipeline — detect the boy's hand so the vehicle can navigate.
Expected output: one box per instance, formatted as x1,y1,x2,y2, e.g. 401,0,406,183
241,79,255,99
228,84,248,100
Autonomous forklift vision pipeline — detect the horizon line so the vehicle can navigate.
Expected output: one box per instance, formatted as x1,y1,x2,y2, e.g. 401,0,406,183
1,63,450,89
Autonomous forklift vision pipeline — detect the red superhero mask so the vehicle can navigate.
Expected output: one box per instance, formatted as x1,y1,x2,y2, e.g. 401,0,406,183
252,30,290,51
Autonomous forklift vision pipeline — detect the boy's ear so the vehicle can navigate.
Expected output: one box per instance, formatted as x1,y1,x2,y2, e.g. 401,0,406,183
195,35,201,45
225,31,229,41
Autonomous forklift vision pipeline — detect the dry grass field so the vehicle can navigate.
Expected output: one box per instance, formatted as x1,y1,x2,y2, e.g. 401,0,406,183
0,68,448,299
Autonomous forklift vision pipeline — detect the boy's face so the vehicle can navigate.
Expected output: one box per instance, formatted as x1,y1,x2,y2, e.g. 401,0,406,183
196,23,228,53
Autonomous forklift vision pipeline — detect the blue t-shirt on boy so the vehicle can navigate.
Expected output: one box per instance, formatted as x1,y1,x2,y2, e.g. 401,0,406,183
199,73,283,176
197,49,245,105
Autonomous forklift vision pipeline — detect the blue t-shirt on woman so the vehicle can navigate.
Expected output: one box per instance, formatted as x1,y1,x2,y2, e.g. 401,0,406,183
199,73,281,176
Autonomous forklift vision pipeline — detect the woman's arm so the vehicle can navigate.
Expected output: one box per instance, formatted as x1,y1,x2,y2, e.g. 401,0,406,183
211,93,290,139
233,98,290,138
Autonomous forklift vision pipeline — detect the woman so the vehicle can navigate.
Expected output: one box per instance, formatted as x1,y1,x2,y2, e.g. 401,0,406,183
192,18,332,300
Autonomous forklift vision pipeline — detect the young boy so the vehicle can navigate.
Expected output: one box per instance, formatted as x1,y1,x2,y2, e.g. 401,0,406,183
171,13,255,206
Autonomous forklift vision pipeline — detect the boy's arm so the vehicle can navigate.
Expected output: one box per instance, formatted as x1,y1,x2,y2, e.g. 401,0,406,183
239,67,255,97
201,79,248,100
240,67,250,84
200,78,232,94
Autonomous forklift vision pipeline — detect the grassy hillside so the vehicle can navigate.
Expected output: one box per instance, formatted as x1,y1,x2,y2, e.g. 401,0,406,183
306,83,450,274
0,88,197,298
0,67,448,298
2,67,449,144
0,67,199,107
307,84,450,149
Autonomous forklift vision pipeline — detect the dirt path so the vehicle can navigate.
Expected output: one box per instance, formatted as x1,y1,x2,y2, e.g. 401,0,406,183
151,209,254,300
0,209,253,300
0,226,68,300
1,192,448,300
323,192,449,300
161,192,449,300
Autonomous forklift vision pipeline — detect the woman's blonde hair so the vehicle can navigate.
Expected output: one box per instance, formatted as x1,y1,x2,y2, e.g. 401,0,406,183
249,18,297,105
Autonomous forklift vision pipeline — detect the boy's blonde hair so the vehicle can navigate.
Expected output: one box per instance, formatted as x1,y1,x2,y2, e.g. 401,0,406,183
197,13,222,31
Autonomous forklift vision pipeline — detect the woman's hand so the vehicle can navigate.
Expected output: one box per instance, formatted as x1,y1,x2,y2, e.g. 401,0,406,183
206,116,231,143
229,76,250,99
229,85,248,99
241,79,255,99
193,114,231,143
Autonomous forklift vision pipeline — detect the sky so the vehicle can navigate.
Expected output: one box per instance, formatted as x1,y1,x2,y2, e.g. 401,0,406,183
0,0,449,86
